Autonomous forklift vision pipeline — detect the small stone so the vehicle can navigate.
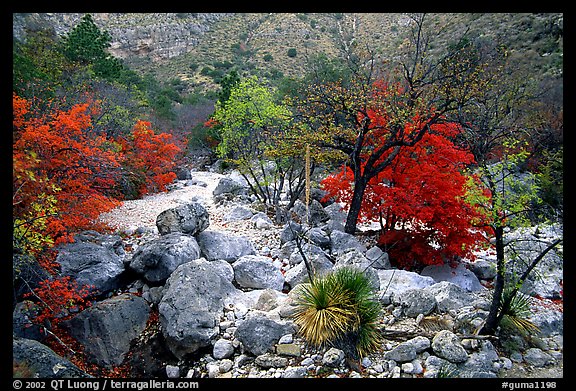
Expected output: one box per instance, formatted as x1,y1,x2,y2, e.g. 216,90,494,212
300,357,314,366
275,343,301,357
165,365,180,378
322,347,345,367
283,366,308,378
219,359,234,373
278,334,293,344
255,353,289,369
213,339,235,360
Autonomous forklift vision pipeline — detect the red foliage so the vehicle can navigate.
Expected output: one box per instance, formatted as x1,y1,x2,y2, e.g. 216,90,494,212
13,94,184,335
203,117,219,128
118,120,182,196
13,94,122,245
24,276,94,327
321,86,489,269
14,95,183,246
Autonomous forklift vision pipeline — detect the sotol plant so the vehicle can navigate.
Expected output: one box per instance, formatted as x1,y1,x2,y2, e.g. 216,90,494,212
292,266,383,359
498,285,540,336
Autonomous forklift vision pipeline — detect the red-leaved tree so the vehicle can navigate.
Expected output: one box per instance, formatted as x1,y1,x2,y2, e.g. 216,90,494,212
321,110,488,269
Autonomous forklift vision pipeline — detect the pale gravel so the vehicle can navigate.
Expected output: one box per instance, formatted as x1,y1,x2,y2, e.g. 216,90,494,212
99,171,225,232
97,170,284,256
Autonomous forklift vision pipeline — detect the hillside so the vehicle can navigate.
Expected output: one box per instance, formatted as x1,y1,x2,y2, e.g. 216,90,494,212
13,12,563,93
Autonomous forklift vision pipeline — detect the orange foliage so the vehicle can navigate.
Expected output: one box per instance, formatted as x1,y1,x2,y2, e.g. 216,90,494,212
24,276,94,327
13,94,121,245
118,120,182,196
13,92,184,375
13,95,183,247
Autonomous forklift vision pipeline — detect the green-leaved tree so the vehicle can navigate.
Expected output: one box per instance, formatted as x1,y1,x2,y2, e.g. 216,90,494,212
210,75,311,221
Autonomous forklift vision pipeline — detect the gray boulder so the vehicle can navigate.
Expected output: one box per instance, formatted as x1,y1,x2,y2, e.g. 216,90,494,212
506,228,563,299
232,255,285,291
523,347,555,367
384,343,417,363
284,254,334,288
213,177,248,197
223,205,254,222
213,338,235,360
305,227,331,249
234,311,296,356
334,248,371,269
159,259,242,359
292,199,330,226
457,340,500,378
62,294,151,367
129,233,201,283
73,230,126,256
376,269,435,297
393,288,437,317
404,336,432,353
421,263,484,292
288,242,330,266
13,336,90,378
384,336,431,363
156,203,209,236
365,246,391,269
251,212,274,230
13,301,44,341
56,241,124,294
280,221,303,244
174,166,192,180
423,355,455,378
529,306,563,336
209,259,235,283
196,230,256,262
424,281,476,313
323,202,348,232
431,330,468,363
465,258,497,280
329,230,367,256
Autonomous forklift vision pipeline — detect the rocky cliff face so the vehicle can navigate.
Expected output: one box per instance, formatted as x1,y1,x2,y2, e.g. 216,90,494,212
13,13,233,62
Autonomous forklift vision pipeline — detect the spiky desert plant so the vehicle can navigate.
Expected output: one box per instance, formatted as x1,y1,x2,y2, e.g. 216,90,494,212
292,266,383,358
331,267,383,357
499,286,540,335
291,274,358,346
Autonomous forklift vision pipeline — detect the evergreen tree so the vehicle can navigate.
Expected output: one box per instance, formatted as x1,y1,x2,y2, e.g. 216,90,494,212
61,13,122,80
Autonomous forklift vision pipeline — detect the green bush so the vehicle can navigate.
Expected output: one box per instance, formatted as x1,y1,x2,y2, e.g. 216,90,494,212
287,48,297,58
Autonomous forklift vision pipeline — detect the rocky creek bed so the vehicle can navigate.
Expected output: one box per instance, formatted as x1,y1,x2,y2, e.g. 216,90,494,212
13,168,564,380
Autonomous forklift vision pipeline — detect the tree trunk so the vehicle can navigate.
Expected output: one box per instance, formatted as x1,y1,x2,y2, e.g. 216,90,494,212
480,225,505,335
344,176,368,234
493,238,563,328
